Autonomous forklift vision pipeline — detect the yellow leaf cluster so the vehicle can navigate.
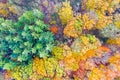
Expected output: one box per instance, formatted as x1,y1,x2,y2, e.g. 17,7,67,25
80,35,90,45
63,15,82,38
107,37,120,46
0,2,8,17
77,49,95,61
8,5,18,14
32,57,60,79
52,46,64,60
44,57,58,77
71,35,101,54
58,1,73,25
96,15,112,29
109,54,120,64
62,44,73,56
33,57,47,76
29,72,43,80
64,53,80,71
86,0,113,15
0,2,18,17
84,49,95,58
88,68,105,80
114,13,120,29
0,9,8,17
53,77,63,80
63,18,79,38
82,14,95,30
114,21,120,29
86,0,96,10
64,13,95,38
86,0,114,30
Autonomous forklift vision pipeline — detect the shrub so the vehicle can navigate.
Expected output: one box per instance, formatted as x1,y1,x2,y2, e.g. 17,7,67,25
0,9,56,70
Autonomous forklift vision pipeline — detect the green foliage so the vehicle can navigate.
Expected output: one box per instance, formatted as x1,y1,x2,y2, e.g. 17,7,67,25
0,9,56,70
86,34,97,43
0,18,4,24
74,18,83,32
100,23,120,38
42,78,51,80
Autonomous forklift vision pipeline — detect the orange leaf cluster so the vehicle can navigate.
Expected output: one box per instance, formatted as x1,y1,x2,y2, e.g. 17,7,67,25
50,25,59,34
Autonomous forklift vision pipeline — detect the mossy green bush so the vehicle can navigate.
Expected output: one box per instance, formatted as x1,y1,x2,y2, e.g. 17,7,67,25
0,9,56,70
